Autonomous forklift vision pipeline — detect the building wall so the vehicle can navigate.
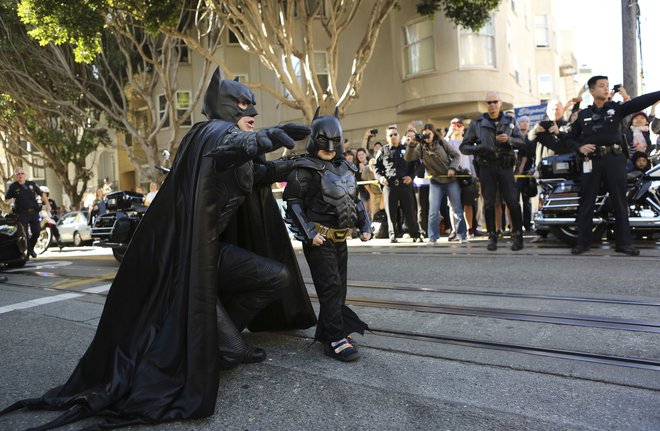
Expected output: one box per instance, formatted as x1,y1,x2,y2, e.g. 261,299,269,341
112,1,571,179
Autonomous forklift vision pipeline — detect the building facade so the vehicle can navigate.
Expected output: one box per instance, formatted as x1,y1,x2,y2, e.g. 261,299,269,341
103,0,579,190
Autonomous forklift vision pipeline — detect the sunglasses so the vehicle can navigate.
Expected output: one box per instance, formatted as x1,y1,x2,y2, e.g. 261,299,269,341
388,133,398,137
423,133,433,138
486,100,499,105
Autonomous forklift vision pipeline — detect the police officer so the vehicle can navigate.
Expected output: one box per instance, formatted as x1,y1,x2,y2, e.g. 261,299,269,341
4,167,51,258
373,125,421,243
460,92,525,251
567,75,660,256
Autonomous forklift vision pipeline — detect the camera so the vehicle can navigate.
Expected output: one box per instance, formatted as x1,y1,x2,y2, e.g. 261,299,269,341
369,128,378,136
414,132,425,142
539,120,554,130
613,84,622,93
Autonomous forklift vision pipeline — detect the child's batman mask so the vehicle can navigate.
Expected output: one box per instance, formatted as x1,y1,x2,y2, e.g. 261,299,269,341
306,107,343,159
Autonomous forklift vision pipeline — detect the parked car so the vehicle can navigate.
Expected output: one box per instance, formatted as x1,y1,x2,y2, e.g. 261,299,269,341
57,211,93,247
0,213,28,268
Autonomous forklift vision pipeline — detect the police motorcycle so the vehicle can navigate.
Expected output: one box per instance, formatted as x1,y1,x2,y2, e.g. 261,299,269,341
90,190,147,262
534,152,660,245
91,152,170,262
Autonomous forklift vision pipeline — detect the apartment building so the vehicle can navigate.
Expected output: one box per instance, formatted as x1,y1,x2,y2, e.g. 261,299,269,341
100,0,577,191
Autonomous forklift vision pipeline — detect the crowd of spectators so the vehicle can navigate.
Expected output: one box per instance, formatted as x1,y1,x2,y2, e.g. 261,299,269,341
342,90,660,245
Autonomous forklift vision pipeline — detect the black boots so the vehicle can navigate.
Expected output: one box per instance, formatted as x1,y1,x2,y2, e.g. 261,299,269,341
241,345,268,364
511,231,524,251
487,233,497,251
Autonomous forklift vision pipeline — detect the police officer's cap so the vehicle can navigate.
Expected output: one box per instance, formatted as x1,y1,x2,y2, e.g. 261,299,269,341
587,75,608,89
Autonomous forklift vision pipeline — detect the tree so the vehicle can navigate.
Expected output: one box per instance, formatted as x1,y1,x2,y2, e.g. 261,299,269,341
0,1,109,208
17,0,502,122
17,0,223,183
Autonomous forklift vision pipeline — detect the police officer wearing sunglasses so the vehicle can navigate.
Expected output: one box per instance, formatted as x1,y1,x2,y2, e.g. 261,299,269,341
460,92,525,251
567,75,660,256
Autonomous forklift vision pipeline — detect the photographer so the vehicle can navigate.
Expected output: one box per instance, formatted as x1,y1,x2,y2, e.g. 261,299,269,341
459,91,525,251
361,127,380,155
405,123,467,244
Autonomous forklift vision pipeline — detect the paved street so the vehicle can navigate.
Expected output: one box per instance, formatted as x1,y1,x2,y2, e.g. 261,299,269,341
1,235,659,430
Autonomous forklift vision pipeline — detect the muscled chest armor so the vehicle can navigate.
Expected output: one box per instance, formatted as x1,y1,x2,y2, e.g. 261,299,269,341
315,161,358,228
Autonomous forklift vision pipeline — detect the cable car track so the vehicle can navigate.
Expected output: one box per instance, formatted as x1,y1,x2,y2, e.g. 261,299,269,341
367,327,660,371
306,295,660,333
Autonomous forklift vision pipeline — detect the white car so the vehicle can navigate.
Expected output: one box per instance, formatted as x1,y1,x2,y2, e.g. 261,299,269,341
56,211,93,247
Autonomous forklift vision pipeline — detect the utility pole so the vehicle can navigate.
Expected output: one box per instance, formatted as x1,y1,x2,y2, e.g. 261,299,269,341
621,0,639,97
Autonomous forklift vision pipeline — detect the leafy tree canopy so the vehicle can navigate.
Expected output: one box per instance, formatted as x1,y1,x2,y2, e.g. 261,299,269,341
17,0,501,63
17,0,182,62
417,0,502,31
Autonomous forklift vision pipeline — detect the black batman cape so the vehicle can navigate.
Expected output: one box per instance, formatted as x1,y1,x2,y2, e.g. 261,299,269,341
0,119,315,430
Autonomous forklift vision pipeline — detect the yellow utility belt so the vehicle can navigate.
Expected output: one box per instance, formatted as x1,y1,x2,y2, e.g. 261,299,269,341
313,222,351,243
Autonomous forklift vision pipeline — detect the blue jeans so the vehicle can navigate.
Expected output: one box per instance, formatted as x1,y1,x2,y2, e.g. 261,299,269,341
428,180,466,241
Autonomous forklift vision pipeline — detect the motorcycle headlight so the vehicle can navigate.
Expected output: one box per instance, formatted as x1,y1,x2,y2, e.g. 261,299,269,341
0,225,18,236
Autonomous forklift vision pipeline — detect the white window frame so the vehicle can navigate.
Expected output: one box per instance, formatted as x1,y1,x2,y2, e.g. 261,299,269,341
403,19,435,77
176,91,192,127
535,15,550,48
458,17,496,69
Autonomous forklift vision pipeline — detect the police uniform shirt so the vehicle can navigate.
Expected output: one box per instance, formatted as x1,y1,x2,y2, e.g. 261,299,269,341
567,90,660,148
5,180,40,211
376,144,415,180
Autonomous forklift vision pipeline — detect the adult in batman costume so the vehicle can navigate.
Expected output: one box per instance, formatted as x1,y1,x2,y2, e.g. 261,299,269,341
0,68,316,430
283,109,371,362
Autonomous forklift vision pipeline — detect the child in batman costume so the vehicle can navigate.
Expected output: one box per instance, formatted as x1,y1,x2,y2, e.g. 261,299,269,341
0,68,316,430
283,109,372,362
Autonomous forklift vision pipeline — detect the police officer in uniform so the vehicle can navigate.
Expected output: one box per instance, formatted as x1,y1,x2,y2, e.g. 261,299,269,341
460,92,525,251
567,75,660,256
283,109,371,361
4,167,50,258
373,125,421,243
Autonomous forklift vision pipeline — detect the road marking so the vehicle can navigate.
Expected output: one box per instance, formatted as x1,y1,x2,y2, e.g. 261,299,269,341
82,284,112,294
0,284,112,315
3,261,73,272
0,293,84,314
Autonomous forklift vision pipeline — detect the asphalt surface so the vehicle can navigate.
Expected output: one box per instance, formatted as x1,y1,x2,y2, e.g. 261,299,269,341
0,234,659,430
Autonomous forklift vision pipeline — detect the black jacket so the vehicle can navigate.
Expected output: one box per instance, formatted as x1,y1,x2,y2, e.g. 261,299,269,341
460,113,524,159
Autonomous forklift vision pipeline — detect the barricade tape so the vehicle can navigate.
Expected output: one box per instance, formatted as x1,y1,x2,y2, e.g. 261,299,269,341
271,174,536,193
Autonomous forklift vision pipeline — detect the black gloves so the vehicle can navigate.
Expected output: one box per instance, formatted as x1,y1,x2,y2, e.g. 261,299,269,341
256,128,295,152
277,123,311,141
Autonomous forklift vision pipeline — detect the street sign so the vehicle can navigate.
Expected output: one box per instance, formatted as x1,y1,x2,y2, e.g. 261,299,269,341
515,104,547,125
